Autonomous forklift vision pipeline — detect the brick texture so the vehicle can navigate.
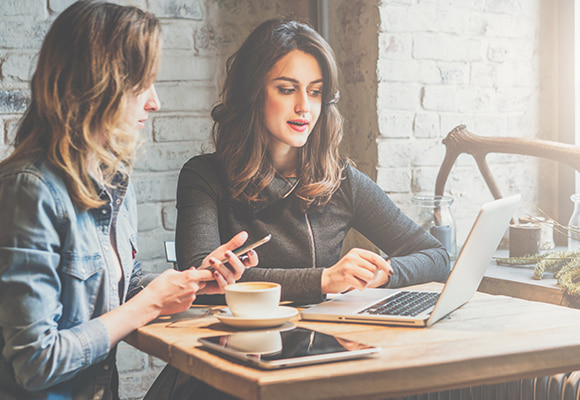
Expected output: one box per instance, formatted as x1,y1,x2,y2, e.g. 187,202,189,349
367,0,554,244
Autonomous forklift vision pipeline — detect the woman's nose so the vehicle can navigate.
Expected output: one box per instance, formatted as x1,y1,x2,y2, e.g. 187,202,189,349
145,85,161,112
294,90,311,115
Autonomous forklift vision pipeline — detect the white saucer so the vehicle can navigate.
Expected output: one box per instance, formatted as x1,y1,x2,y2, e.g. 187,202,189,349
216,306,299,329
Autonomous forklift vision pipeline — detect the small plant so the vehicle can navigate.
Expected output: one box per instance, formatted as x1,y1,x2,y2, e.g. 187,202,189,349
494,206,580,296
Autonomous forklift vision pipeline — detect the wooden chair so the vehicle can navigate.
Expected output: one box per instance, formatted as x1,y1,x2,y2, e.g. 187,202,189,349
434,124,580,199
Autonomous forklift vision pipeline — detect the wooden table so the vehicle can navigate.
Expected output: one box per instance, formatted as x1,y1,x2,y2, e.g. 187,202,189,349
479,254,580,309
126,283,580,400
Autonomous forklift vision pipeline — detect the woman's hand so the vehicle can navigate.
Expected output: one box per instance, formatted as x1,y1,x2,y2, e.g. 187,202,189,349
321,248,392,294
100,231,259,346
141,231,259,314
196,231,259,294
139,268,213,315
102,267,214,344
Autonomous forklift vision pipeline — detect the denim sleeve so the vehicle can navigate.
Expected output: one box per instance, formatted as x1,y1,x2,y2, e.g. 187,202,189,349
0,172,110,391
126,259,157,300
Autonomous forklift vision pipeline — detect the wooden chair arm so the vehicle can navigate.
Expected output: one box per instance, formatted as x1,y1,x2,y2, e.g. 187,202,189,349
434,125,580,198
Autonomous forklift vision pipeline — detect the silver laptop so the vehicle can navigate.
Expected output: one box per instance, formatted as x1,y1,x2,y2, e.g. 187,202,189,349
301,194,520,327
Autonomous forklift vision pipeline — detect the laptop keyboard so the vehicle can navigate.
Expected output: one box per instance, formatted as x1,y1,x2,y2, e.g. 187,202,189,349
358,291,440,317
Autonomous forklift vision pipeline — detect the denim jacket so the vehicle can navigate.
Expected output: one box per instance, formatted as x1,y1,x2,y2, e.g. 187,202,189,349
0,156,153,399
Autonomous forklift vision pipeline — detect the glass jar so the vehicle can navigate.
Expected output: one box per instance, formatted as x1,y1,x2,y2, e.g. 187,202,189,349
410,195,457,260
568,194,580,251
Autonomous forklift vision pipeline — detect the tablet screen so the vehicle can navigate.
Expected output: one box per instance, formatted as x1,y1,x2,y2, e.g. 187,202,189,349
198,326,380,369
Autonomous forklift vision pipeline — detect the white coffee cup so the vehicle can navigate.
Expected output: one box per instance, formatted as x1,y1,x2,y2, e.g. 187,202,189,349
225,282,281,318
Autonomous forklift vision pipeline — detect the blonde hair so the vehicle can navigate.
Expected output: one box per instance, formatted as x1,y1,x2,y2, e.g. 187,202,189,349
212,18,346,212
2,0,161,210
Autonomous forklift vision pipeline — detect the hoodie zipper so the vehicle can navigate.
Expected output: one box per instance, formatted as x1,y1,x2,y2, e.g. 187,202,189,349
305,214,316,268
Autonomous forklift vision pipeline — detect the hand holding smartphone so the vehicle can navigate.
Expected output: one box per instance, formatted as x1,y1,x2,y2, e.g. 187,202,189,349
199,234,271,271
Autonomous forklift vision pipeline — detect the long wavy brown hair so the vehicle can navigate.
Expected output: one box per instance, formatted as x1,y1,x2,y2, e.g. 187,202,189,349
1,0,161,210
212,18,346,212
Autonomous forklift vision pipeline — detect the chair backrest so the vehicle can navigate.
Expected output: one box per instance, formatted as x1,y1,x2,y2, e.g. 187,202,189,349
164,240,177,269
435,125,580,199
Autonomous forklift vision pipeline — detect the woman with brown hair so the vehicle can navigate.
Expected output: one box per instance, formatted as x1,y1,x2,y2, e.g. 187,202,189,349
175,17,450,305
0,1,256,399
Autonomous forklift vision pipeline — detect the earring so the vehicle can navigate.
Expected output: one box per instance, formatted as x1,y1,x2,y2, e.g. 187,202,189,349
326,91,340,106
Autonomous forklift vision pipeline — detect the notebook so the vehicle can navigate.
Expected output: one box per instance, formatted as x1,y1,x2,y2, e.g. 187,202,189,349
301,194,520,327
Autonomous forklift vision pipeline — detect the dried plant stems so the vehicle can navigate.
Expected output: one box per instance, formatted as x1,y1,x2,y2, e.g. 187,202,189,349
495,250,580,296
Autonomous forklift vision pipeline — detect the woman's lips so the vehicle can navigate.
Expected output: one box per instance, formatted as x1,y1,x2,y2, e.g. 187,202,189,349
287,120,309,132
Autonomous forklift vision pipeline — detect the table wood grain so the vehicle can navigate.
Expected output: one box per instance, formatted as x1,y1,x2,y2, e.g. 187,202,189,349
125,283,580,400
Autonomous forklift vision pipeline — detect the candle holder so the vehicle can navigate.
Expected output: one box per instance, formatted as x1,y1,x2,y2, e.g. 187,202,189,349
509,223,541,257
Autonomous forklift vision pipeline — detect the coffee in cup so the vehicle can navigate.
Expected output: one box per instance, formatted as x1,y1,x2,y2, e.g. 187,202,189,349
225,282,281,318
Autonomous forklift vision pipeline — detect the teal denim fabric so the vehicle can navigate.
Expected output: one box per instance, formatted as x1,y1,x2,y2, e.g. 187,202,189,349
0,157,153,399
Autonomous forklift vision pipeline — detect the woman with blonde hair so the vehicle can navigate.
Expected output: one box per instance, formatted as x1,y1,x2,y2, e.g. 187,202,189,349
0,1,256,399
176,18,450,305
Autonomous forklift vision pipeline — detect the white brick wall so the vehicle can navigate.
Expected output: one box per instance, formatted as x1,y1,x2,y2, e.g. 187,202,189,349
369,0,555,245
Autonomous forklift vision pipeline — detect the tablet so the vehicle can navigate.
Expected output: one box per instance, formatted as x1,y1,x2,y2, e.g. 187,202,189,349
197,326,381,369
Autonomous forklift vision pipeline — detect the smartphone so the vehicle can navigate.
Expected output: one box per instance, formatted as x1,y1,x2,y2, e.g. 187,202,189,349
199,234,271,270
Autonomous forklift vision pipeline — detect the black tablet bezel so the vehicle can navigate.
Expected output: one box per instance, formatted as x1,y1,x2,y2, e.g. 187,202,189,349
197,326,381,370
